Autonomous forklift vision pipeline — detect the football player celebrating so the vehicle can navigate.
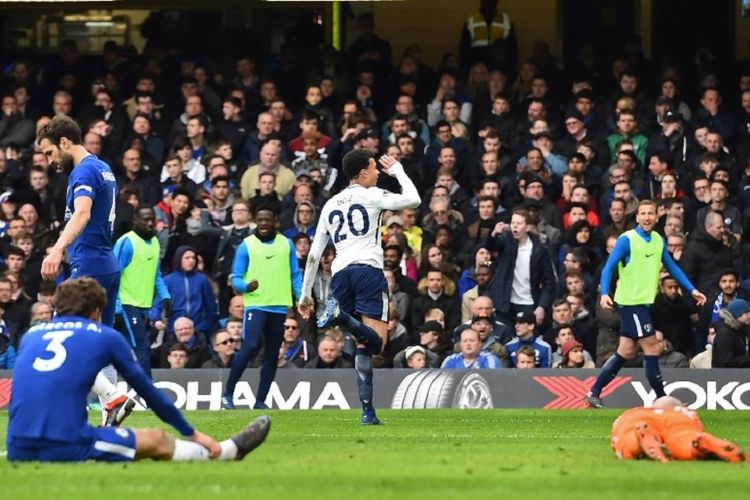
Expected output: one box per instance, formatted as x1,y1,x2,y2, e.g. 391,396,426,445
298,151,420,424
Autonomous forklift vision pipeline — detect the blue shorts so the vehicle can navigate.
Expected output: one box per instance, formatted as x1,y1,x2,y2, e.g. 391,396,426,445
70,269,121,327
331,264,389,322
7,426,136,462
618,305,655,339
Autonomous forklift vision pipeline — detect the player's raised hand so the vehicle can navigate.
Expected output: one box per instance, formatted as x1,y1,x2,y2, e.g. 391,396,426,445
190,431,221,459
692,289,707,307
600,294,614,310
378,155,400,176
297,297,314,320
491,222,506,236
41,248,63,280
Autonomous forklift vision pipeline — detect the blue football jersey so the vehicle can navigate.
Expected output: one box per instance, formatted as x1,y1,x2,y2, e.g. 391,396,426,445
65,155,118,275
7,316,194,444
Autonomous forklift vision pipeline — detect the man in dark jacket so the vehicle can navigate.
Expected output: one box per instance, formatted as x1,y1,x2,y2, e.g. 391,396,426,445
712,299,750,368
304,336,353,369
680,211,734,300
410,269,461,332
158,316,211,368
484,208,557,326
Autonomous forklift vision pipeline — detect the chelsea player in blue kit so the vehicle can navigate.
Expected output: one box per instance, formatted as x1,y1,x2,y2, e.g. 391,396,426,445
37,116,132,425
7,278,270,462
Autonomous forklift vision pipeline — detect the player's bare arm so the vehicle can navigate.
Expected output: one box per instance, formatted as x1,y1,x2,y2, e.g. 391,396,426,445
41,196,93,280
298,213,329,319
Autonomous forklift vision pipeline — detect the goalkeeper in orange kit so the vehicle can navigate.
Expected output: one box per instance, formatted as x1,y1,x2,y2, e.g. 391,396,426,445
610,396,747,463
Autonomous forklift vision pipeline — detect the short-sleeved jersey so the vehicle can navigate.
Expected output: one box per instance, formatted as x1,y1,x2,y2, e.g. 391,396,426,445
65,155,118,275
317,185,406,275
8,316,193,444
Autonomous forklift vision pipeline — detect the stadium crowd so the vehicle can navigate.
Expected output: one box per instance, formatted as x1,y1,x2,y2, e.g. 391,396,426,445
1,9,750,373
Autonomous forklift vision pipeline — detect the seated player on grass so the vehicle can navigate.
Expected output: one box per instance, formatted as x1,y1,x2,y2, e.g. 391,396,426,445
6,277,270,463
611,396,746,463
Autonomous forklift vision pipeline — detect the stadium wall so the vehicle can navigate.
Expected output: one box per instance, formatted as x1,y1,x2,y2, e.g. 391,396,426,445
2,369,750,411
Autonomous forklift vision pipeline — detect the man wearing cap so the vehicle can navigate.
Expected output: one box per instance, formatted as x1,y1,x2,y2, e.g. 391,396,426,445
402,320,448,368
441,328,501,369
558,108,605,161
404,346,427,369
648,108,695,176
712,298,750,368
519,173,562,230
504,311,552,367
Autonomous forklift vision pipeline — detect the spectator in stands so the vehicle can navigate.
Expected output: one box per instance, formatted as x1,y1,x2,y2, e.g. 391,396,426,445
555,338,594,368
278,315,315,368
241,142,295,199
159,317,211,369
161,245,218,336
305,335,352,369
165,343,189,369
442,328,500,369
505,311,552,368
410,268,460,332
29,300,52,326
484,209,556,326
202,329,236,369
514,346,537,369
404,346,427,369
681,211,734,302
712,299,750,368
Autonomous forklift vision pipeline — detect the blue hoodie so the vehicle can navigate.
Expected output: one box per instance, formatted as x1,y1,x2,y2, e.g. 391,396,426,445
154,245,219,334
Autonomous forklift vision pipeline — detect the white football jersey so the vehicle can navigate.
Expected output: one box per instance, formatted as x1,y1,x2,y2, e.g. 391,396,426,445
301,161,421,299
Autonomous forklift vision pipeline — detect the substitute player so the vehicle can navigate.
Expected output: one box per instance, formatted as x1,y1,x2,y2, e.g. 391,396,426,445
611,396,746,462
585,200,707,408
222,204,302,410
298,151,420,424
7,278,270,462
36,116,131,425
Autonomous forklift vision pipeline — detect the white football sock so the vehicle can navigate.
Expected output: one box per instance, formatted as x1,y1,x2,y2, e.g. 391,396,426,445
92,368,122,407
172,440,211,461
218,439,238,460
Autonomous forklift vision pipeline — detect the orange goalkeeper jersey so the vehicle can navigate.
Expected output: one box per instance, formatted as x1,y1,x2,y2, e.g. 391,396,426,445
611,406,704,460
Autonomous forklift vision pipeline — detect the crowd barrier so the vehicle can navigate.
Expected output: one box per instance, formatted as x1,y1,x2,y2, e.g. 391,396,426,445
1,369,749,410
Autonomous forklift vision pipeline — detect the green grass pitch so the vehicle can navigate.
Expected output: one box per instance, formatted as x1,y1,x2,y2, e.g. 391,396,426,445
0,409,747,499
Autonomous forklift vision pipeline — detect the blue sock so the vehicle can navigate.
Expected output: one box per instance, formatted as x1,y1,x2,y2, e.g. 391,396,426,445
590,352,626,397
338,311,382,354
355,348,374,410
644,355,666,398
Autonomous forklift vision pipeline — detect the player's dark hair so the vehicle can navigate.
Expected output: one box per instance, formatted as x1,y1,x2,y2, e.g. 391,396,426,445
37,115,82,146
342,149,373,180
253,202,279,217
54,277,107,318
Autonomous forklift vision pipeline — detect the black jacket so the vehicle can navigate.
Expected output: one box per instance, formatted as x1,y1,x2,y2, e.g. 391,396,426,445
712,315,750,368
484,232,557,314
680,226,734,298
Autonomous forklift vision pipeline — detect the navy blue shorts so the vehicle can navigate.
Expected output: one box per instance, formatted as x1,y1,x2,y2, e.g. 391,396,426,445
618,305,655,339
70,269,120,327
8,426,136,462
331,265,389,322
